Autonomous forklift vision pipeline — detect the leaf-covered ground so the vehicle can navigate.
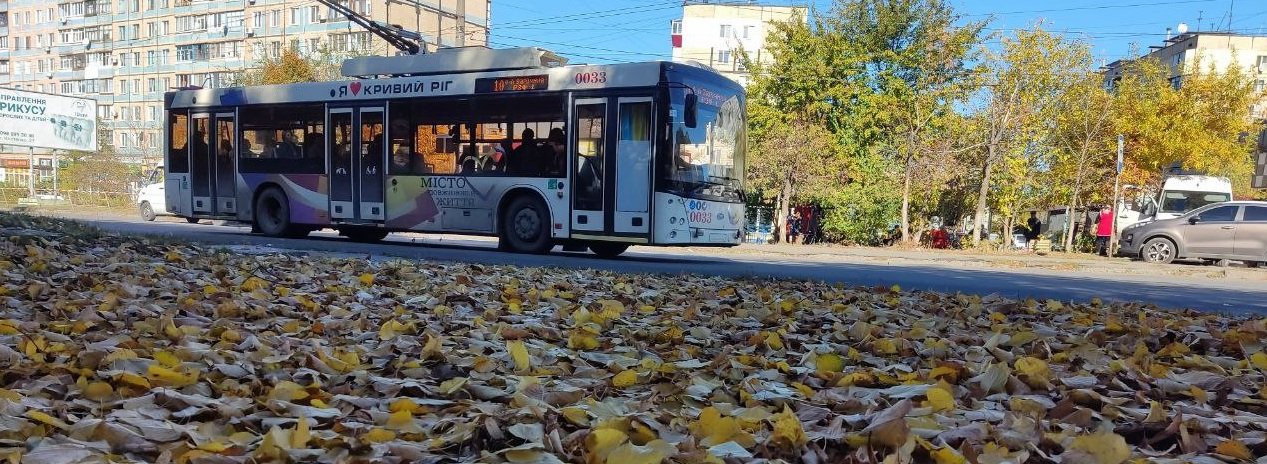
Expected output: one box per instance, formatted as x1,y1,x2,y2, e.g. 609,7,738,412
1,213,1265,464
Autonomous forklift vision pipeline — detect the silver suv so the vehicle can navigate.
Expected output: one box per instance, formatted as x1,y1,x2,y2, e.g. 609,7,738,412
1119,200,1267,265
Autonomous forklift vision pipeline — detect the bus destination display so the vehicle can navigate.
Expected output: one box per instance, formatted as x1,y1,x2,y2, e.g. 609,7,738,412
475,75,549,93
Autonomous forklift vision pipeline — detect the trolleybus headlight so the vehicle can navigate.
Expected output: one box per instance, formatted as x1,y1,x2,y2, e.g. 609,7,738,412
670,217,676,225
669,231,677,238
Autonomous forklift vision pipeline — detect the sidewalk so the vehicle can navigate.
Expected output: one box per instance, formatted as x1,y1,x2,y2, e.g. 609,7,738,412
724,241,1266,282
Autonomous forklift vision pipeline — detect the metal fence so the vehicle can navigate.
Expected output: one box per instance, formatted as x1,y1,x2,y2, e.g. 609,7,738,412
0,187,133,208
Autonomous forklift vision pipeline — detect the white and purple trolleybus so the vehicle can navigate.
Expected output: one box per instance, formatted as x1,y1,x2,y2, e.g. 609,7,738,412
162,47,746,257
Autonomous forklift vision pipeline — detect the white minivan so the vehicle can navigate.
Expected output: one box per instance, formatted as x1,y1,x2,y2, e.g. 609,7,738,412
136,167,169,221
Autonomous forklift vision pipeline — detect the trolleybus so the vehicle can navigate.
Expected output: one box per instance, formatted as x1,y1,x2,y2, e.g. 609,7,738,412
162,47,745,257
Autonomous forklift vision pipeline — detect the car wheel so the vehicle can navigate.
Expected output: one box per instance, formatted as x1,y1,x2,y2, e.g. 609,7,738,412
1140,237,1176,264
139,202,156,222
254,187,294,237
501,195,553,254
589,242,630,258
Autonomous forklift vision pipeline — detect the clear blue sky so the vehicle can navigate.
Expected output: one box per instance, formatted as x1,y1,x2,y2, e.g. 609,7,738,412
488,0,1267,66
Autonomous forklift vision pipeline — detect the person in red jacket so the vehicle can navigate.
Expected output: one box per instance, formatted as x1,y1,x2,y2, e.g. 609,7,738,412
1094,206,1114,256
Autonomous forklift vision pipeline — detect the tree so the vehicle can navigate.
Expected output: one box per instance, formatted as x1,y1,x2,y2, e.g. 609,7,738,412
62,122,137,206
232,45,373,86
745,0,985,245
828,0,985,244
969,26,1085,247
746,117,842,243
1049,69,1115,252
1111,55,1260,193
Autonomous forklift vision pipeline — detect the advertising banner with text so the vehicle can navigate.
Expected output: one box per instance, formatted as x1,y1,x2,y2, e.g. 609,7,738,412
0,87,98,152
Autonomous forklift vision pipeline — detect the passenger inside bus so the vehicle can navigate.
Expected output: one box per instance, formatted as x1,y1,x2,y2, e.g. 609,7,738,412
275,131,303,159
543,128,567,177
391,146,413,174
509,128,537,175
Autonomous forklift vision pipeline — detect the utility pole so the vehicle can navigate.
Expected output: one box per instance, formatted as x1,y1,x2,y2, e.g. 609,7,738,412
1109,135,1124,257
27,147,35,199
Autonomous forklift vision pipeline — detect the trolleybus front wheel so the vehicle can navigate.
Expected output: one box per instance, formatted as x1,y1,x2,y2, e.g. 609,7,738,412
501,195,553,254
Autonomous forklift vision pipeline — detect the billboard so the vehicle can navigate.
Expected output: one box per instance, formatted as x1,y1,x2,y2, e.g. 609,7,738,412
0,87,98,152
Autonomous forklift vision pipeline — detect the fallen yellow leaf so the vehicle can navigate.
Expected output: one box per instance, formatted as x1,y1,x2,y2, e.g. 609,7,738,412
611,370,638,388
507,340,530,372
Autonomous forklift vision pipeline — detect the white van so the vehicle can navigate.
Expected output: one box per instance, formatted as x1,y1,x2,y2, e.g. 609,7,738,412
136,167,169,221
1117,175,1233,234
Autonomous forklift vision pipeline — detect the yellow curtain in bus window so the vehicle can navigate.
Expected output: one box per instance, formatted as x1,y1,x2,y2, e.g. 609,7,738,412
0,88,98,152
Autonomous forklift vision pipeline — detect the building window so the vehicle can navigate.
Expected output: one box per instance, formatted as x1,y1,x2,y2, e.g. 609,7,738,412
716,49,731,64
1256,80,1266,94
1258,55,1267,73
1169,75,1183,90
671,19,681,35
744,25,754,39
720,24,732,37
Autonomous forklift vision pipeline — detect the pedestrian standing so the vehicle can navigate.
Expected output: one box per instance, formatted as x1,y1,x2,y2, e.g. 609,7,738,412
788,210,802,245
1094,206,1114,256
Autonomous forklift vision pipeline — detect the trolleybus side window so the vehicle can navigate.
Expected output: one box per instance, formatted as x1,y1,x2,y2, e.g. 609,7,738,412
168,112,189,173
237,104,325,174
390,95,566,177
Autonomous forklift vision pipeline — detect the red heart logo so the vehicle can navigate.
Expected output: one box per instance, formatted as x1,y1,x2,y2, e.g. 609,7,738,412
350,81,362,96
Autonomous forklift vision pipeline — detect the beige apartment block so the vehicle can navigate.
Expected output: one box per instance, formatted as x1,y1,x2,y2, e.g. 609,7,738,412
670,1,806,87
0,0,488,178
1103,31,1267,119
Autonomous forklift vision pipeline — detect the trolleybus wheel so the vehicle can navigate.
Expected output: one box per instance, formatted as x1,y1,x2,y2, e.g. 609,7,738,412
343,227,389,243
254,187,294,238
589,242,629,258
186,217,201,224
139,202,157,222
502,195,552,254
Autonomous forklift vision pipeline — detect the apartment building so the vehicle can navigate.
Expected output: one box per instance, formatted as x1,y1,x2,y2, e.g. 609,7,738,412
0,0,488,182
1102,30,1267,118
1101,30,1267,189
670,1,806,87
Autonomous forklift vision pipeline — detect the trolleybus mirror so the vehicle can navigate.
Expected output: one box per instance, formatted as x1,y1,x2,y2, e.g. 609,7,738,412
685,93,698,128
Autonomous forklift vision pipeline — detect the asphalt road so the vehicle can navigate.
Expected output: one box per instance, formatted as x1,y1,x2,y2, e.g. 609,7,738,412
61,215,1267,315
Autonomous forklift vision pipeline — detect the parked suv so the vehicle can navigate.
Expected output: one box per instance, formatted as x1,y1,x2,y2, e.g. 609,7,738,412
1119,200,1267,266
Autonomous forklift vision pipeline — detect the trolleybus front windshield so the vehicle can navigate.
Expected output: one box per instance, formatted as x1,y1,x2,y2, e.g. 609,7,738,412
663,83,745,203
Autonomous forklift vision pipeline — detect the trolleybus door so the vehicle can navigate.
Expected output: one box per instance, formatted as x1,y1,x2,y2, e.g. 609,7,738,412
613,97,653,235
328,109,356,220
358,107,386,221
189,113,213,214
571,98,607,232
212,112,237,215
328,107,386,222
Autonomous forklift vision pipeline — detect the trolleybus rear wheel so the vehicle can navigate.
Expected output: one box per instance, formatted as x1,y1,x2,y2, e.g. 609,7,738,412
502,195,552,254
589,242,629,258
254,187,294,238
